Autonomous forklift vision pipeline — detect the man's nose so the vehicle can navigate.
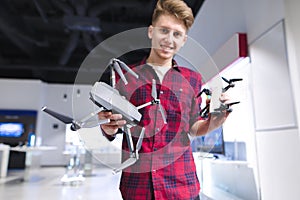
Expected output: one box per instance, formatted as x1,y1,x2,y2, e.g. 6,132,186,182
165,31,174,43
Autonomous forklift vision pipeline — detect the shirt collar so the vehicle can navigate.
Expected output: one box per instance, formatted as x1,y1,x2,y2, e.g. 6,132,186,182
140,57,181,72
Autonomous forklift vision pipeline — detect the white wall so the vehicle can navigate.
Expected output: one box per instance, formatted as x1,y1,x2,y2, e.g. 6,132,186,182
189,0,247,55
0,78,43,110
244,0,300,199
176,0,247,81
284,0,300,135
256,129,300,200
39,83,79,166
183,0,300,199
244,0,285,43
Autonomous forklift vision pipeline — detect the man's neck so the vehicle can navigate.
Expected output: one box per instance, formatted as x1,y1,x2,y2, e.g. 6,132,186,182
146,55,172,67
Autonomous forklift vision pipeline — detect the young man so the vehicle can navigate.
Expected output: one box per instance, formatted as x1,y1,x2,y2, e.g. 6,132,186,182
99,0,230,199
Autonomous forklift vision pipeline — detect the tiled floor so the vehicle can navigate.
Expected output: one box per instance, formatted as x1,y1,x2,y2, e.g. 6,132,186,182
0,165,212,200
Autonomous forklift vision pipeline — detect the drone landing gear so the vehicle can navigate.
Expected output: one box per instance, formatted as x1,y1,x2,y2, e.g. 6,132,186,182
113,127,145,174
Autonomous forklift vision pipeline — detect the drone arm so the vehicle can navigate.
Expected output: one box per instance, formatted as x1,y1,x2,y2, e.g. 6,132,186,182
79,107,104,122
110,66,116,88
79,107,111,128
200,104,210,119
113,127,145,174
113,157,137,174
124,125,134,155
213,101,240,113
223,84,235,92
158,103,167,124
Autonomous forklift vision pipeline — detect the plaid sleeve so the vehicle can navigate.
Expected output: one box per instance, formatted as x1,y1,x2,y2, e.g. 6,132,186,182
189,72,203,126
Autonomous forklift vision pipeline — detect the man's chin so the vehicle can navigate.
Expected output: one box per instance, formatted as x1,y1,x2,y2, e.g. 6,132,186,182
158,50,175,59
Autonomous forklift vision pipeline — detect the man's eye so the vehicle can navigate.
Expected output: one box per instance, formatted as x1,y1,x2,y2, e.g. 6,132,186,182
174,32,182,38
160,28,169,34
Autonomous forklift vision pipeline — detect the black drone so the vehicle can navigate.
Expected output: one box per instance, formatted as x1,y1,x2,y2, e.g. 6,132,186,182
199,77,243,118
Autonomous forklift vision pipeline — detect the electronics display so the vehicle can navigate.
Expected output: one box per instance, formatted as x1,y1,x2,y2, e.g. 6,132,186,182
0,109,37,169
191,126,225,155
0,122,24,137
0,109,37,144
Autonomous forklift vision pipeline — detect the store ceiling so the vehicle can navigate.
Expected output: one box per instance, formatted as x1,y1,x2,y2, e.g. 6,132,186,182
0,0,204,84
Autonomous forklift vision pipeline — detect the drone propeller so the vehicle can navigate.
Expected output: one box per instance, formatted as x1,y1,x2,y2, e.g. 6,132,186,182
151,79,157,99
152,79,167,124
214,101,240,113
110,58,139,86
222,77,243,92
42,106,80,130
223,84,235,92
222,77,243,84
230,78,243,82
42,106,73,124
158,103,167,124
136,127,145,152
117,59,139,79
197,88,211,98
227,101,241,106
113,59,128,85
41,106,109,131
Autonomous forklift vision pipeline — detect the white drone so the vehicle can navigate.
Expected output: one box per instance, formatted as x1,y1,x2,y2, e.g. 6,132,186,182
42,58,167,174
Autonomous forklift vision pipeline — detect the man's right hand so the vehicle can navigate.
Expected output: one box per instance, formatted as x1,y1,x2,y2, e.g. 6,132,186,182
98,111,127,135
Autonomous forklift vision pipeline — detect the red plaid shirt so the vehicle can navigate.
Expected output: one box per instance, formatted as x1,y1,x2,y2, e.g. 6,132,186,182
112,58,202,200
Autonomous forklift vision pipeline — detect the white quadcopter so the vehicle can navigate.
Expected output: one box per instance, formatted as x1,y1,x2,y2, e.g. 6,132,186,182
42,58,167,174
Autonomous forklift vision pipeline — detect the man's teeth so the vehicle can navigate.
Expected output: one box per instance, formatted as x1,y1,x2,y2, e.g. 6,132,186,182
161,45,173,50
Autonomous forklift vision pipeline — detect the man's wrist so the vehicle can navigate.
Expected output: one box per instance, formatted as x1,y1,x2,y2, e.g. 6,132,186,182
100,127,123,141
100,126,116,141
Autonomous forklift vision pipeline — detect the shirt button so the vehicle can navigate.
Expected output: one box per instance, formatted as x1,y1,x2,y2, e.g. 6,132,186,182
156,128,160,131
160,91,164,94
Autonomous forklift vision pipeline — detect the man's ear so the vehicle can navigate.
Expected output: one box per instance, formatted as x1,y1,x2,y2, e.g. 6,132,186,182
148,25,153,39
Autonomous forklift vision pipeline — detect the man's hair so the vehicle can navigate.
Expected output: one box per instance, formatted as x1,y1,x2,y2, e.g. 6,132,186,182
152,0,194,31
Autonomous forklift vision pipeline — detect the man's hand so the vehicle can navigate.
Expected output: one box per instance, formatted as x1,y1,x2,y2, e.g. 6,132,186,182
98,111,126,135
219,92,231,104
209,92,231,128
191,92,232,137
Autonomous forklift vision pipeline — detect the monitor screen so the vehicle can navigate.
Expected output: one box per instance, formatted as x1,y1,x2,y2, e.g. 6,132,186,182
0,122,24,138
191,126,225,155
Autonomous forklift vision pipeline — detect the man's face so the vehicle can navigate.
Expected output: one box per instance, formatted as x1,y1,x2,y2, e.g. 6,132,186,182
148,14,187,60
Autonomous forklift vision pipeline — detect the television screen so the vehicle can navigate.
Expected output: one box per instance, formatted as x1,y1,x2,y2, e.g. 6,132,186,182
191,126,225,155
0,122,24,138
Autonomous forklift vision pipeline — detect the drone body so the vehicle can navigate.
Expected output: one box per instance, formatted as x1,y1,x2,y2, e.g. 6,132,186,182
199,77,243,118
90,81,142,126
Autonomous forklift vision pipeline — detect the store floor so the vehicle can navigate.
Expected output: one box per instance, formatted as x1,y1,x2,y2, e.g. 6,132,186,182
0,165,212,200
